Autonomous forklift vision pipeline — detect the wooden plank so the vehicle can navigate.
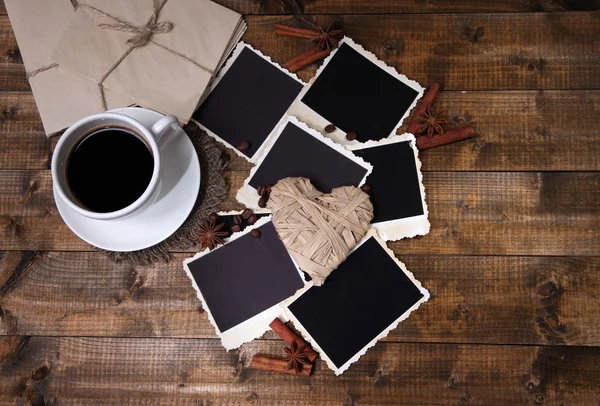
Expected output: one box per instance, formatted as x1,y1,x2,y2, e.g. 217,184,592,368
1,251,599,346
416,89,600,171
2,170,596,255
2,12,600,91
299,0,600,14
0,16,28,92
3,0,598,15
1,336,599,405
244,13,600,89
245,0,600,14
0,92,51,170
3,89,599,171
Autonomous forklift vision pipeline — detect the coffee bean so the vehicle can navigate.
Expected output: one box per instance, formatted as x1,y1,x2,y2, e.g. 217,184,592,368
241,209,252,220
258,194,269,208
361,184,372,193
266,184,274,193
231,224,241,233
233,215,242,225
247,214,258,225
209,212,218,221
257,185,267,196
251,229,262,239
346,132,357,141
236,141,250,151
325,124,336,133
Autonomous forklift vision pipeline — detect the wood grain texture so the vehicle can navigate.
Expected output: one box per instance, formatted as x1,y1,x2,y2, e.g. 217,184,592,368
0,16,28,92
299,0,600,14
244,13,600,89
1,251,599,346
2,89,600,171
1,336,600,405
0,170,598,255
2,0,600,16
414,90,600,171
221,171,600,256
1,2,599,404
0,92,51,170
2,12,600,91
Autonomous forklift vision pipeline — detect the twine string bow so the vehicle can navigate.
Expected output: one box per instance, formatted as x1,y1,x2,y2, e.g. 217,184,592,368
92,0,173,47
27,0,213,111
78,0,172,109
78,0,212,110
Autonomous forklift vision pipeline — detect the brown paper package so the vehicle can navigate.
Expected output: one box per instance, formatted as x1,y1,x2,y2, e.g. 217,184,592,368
51,0,245,124
5,0,134,136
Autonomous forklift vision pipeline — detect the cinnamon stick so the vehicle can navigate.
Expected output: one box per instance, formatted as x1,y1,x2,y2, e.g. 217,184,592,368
285,47,331,73
250,355,313,376
274,24,320,39
416,125,475,150
284,47,319,68
407,82,441,134
275,28,316,40
270,318,318,362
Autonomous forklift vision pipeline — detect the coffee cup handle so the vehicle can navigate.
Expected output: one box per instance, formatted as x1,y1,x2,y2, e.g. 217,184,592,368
150,115,179,145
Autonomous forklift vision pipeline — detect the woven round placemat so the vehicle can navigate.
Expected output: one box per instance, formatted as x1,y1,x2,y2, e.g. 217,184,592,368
100,121,228,264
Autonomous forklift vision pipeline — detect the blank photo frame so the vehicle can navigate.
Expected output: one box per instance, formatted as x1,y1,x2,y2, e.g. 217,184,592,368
184,217,307,349
193,43,304,162
286,230,429,375
289,37,424,146
237,116,372,209
348,134,430,240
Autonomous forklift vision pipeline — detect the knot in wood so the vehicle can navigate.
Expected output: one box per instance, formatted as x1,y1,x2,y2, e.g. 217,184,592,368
457,304,469,314
537,280,558,298
30,364,50,381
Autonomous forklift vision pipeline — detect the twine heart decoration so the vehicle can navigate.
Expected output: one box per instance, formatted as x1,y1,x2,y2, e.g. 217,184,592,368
267,177,374,286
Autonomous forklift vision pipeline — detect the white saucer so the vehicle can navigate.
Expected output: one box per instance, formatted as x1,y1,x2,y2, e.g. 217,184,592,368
54,107,201,252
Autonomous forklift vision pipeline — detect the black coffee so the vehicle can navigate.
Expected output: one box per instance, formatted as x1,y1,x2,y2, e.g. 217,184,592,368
66,127,154,213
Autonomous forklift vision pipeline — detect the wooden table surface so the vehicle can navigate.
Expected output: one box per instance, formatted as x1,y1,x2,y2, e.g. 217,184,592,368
1,1,600,404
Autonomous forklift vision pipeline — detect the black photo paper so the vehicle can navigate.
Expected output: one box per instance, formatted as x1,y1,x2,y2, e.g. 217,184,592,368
248,121,369,191
287,232,428,374
353,140,423,221
237,117,372,209
299,40,422,142
349,135,430,241
194,44,304,160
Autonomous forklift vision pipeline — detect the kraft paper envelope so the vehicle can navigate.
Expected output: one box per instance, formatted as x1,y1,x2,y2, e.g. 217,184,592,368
5,0,133,136
52,0,246,123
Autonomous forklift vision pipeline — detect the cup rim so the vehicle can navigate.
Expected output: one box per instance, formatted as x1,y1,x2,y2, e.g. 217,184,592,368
52,112,161,220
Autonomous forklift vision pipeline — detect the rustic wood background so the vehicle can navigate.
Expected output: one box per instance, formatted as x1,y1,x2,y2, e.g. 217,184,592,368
1,0,600,404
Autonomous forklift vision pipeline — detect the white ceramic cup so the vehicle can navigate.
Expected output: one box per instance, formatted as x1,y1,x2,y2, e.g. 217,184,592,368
52,111,179,220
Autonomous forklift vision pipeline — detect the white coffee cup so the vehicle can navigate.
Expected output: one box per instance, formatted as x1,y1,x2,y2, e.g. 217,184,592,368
52,111,179,220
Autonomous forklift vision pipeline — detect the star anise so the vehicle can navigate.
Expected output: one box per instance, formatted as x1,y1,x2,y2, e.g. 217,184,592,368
300,19,343,51
312,24,343,51
196,218,228,250
283,341,310,373
416,106,448,137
